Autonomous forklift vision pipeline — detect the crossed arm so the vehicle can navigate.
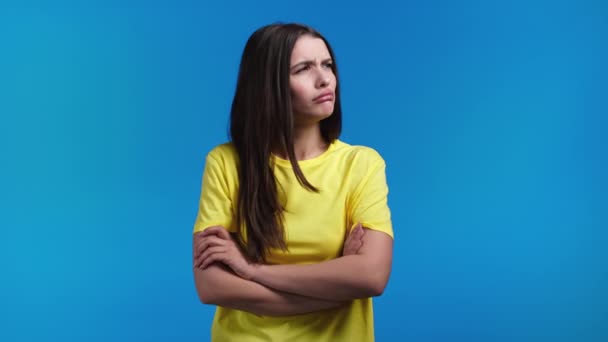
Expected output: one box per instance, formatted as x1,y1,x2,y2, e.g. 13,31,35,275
192,224,393,316
249,229,392,301
193,264,345,316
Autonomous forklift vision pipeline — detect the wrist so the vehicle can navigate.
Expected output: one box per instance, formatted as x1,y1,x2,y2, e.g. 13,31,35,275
249,263,266,283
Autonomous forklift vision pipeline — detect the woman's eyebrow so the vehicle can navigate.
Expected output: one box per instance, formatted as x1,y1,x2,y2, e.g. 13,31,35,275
290,58,333,70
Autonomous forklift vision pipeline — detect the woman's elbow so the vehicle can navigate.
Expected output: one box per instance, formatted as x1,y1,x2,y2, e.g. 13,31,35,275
368,278,388,297
364,264,391,297
194,268,220,305
196,285,216,304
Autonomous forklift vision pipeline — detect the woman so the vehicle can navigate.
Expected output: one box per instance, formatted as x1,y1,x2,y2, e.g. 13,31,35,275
192,23,394,341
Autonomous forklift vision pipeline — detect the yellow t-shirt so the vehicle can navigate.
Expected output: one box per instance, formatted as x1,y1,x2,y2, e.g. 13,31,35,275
193,139,393,342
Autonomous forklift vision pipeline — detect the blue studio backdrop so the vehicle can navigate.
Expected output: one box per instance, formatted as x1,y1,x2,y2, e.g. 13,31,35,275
1,1,606,341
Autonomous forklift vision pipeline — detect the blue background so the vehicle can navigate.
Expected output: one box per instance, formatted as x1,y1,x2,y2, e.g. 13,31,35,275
1,1,606,341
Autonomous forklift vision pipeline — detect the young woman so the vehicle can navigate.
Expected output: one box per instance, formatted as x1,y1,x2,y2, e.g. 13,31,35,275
192,23,394,341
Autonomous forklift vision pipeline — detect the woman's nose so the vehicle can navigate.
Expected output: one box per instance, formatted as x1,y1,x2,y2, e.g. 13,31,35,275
317,72,330,88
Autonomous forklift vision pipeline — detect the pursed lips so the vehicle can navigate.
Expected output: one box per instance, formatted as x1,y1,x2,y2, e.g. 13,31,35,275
313,91,334,103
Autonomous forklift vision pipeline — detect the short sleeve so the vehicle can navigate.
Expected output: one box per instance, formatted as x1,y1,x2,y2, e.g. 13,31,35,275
349,153,393,239
192,153,236,234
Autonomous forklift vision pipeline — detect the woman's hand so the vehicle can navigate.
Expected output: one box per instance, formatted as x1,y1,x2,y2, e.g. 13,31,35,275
343,222,365,256
193,226,258,280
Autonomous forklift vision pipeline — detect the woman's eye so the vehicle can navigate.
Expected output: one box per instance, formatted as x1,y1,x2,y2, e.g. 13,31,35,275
323,62,333,68
296,65,311,73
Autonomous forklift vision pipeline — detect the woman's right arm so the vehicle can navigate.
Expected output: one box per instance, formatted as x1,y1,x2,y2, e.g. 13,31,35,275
194,263,345,316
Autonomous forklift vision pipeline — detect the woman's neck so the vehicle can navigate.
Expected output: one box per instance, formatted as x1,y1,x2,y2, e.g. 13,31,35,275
276,123,329,161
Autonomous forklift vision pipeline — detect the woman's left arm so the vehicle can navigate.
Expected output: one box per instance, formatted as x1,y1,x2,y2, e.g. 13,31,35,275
249,228,393,301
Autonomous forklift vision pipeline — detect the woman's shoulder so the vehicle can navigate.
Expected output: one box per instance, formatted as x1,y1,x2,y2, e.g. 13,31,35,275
333,139,385,165
205,142,238,165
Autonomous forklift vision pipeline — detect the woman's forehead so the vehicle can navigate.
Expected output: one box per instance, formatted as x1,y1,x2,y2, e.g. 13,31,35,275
291,36,331,63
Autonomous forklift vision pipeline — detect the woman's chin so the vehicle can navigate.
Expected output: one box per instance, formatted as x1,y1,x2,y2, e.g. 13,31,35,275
295,110,333,123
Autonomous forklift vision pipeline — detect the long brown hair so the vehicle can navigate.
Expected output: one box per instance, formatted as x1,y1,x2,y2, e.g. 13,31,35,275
229,23,342,262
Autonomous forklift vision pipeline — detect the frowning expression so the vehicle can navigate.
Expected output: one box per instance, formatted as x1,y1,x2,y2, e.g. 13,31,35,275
289,35,336,125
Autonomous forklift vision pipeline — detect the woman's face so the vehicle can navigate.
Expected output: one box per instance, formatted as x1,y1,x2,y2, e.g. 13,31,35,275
289,35,336,125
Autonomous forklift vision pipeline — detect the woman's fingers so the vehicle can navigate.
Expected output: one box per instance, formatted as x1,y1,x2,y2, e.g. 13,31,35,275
345,229,353,244
200,252,224,270
196,246,226,268
193,227,243,270
195,235,227,256
200,226,231,240
350,223,364,241
192,227,233,268
356,224,365,239
343,225,359,256
352,240,362,252
343,223,366,256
